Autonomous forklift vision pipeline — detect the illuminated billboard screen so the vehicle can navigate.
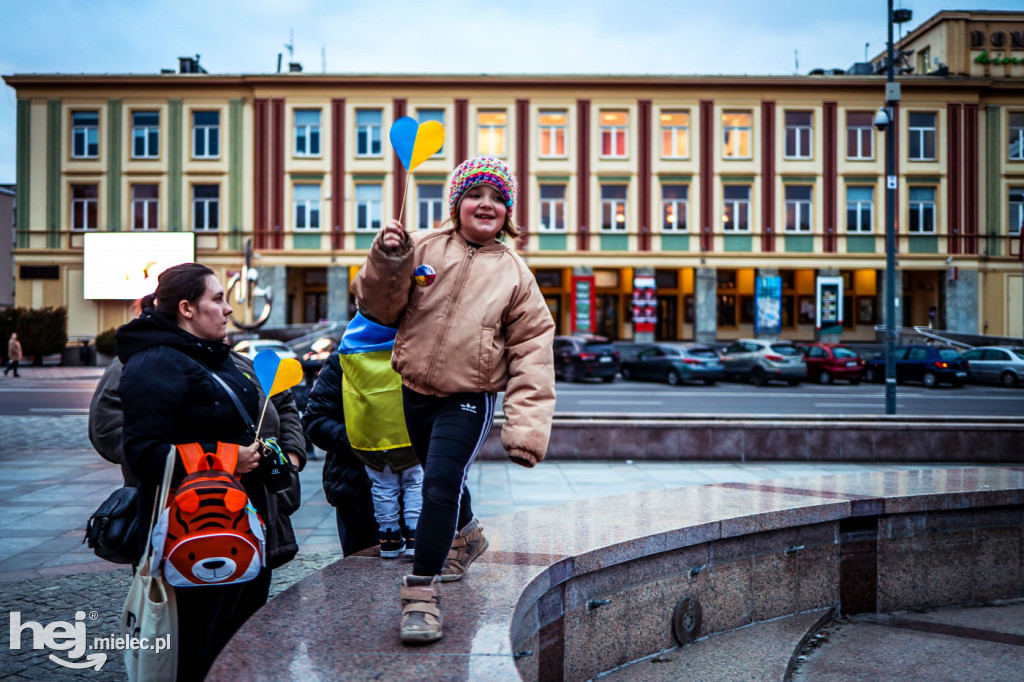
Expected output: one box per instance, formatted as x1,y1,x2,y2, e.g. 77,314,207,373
83,232,196,300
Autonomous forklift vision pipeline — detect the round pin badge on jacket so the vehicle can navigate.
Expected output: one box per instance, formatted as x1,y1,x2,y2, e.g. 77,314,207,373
414,264,436,286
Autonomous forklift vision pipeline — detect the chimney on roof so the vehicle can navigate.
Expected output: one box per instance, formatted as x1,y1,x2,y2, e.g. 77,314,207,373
178,54,208,74
289,62,303,73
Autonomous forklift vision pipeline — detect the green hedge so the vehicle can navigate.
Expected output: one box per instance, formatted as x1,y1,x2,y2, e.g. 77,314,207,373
94,327,117,357
0,306,68,365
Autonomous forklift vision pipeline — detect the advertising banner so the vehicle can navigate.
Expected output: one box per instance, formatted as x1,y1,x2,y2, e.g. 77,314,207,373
754,275,782,335
816,276,844,335
571,275,595,334
632,275,657,334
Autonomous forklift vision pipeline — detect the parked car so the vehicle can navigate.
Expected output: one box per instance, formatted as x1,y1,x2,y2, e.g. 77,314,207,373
719,339,807,386
621,343,724,386
798,342,865,385
863,345,968,388
232,338,299,360
959,345,1024,388
553,335,620,383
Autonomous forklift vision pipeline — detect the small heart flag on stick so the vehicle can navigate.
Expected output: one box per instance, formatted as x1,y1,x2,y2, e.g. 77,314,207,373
390,116,445,222
252,349,304,438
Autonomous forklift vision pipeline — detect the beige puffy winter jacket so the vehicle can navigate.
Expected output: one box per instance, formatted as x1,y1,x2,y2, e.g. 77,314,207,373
351,228,556,467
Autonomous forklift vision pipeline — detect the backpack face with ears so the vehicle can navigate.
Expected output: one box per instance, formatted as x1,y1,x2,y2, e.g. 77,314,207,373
153,442,265,587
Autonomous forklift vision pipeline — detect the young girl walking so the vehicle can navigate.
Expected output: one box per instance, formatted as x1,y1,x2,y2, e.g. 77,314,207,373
352,156,556,643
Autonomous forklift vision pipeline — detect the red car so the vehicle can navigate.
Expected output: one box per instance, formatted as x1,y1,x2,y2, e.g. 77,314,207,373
798,343,865,384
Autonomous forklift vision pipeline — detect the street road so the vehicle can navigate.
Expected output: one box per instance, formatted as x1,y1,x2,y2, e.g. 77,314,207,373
1,376,1021,418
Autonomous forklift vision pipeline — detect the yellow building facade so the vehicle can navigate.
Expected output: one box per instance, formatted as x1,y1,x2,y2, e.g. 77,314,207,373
5,10,1023,342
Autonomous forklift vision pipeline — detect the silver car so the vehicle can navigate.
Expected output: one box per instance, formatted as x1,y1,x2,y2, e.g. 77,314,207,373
720,338,807,386
960,345,1024,388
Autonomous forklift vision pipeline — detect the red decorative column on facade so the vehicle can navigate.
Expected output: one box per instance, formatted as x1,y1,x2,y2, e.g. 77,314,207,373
576,99,590,251
254,99,268,250
271,98,285,250
516,98,532,249
699,100,714,252
760,101,776,253
331,99,346,249
963,103,979,254
823,101,838,253
638,99,652,251
947,103,962,255
454,99,468,165
392,99,407,220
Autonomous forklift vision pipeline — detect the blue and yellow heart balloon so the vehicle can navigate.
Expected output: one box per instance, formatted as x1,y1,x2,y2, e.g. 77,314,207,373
390,117,445,172
253,349,303,398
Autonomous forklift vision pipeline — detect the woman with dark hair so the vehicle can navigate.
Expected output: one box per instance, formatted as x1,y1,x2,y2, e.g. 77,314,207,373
116,262,300,680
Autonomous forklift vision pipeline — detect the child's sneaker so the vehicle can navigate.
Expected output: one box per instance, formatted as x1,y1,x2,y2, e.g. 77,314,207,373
439,519,488,582
403,531,415,560
379,528,405,558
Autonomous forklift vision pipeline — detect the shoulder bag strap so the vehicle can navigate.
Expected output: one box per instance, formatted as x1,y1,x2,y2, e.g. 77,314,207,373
168,348,256,439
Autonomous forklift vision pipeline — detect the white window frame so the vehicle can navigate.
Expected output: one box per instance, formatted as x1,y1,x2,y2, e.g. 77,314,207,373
600,185,628,232
660,111,689,159
538,185,567,232
722,186,751,232
908,112,937,161
293,184,321,230
846,186,874,233
1009,113,1024,161
294,110,322,157
192,111,220,159
71,111,99,159
722,112,752,159
1009,187,1023,236
846,112,874,160
477,110,507,157
661,185,688,232
70,184,98,231
416,183,444,231
784,186,812,233
355,109,383,158
131,185,159,231
784,112,812,159
908,187,936,234
600,112,628,159
131,111,160,159
354,184,382,232
538,110,568,158
192,185,219,231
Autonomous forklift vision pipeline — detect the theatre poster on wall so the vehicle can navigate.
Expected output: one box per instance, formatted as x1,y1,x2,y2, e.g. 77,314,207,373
572,275,595,334
754,275,782,335
816,276,844,335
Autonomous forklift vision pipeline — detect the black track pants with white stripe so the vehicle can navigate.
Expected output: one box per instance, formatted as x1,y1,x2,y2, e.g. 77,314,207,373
402,386,496,577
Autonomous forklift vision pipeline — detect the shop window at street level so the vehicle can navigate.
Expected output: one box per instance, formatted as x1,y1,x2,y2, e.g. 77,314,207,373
908,112,936,161
785,186,812,232
71,184,98,230
539,111,567,158
660,111,689,158
784,112,812,159
356,109,383,157
192,111,220,159
132,111,159,159
846,112,874,160
131,184,159,230
600,111,628,158
71,111,99,159
192,184,219,231
722,186,750,232
539,185,567,231
846,186,874,233
662,185,688,231
722,112,751,159
294,110,321,157
294,184,322,230
601,185,628,231
477,110,507,157
1009,113,1024,161
908,187,936,233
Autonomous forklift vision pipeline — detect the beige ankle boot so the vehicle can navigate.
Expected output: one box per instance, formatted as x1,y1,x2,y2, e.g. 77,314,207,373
440,519,489,582
400,575,442,643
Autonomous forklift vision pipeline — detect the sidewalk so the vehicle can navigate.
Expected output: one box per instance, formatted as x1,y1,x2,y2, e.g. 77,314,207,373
0,363,106,381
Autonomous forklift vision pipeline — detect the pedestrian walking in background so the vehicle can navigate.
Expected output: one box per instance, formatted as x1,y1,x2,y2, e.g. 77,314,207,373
4,332,22,377
352,156,556,644
304,307,422,559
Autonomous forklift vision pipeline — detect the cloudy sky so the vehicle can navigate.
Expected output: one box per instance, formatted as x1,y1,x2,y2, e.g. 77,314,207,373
1,0,1020,182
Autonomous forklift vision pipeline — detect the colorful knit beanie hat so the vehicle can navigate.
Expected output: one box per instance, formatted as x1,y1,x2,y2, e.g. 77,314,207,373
447,156,516,217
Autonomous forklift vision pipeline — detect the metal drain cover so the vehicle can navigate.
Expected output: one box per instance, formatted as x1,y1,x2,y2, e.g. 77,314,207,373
672,595,702,645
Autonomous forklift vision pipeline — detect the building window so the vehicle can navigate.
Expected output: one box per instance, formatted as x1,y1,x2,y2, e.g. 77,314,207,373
417,184,443,230
660,111,689,158
355,109,383,157
131,184,159,230
1010,187,1024,235
785,186,812,232
294,184,321,230
539,185,566,232
477,110,506,156
722,185,750,232
916,46,932,74
192,111,219,159
600,185,627,231
294,109,321,157
908,187,936,233
1009,112,1024,161
192,184,219,231
722,112,751,159
416,108,445,156
846,186,874,233
908,112,936,161
661,185,688,231
539,110,567,158
354,185,382,231
71,111,99,159
131,111,159,159
846,112,874,160
70,184,98,231
784,112,812,159
600,111,628,158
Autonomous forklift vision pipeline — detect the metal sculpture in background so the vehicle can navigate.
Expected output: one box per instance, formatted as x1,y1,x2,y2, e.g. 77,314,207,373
226,239,272,330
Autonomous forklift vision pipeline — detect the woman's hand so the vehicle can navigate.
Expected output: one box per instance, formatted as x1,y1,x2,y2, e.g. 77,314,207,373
380,219,408,249
235,441,261,474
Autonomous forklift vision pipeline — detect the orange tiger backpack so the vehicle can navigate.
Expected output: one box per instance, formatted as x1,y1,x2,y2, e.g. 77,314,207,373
152,442,266,587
